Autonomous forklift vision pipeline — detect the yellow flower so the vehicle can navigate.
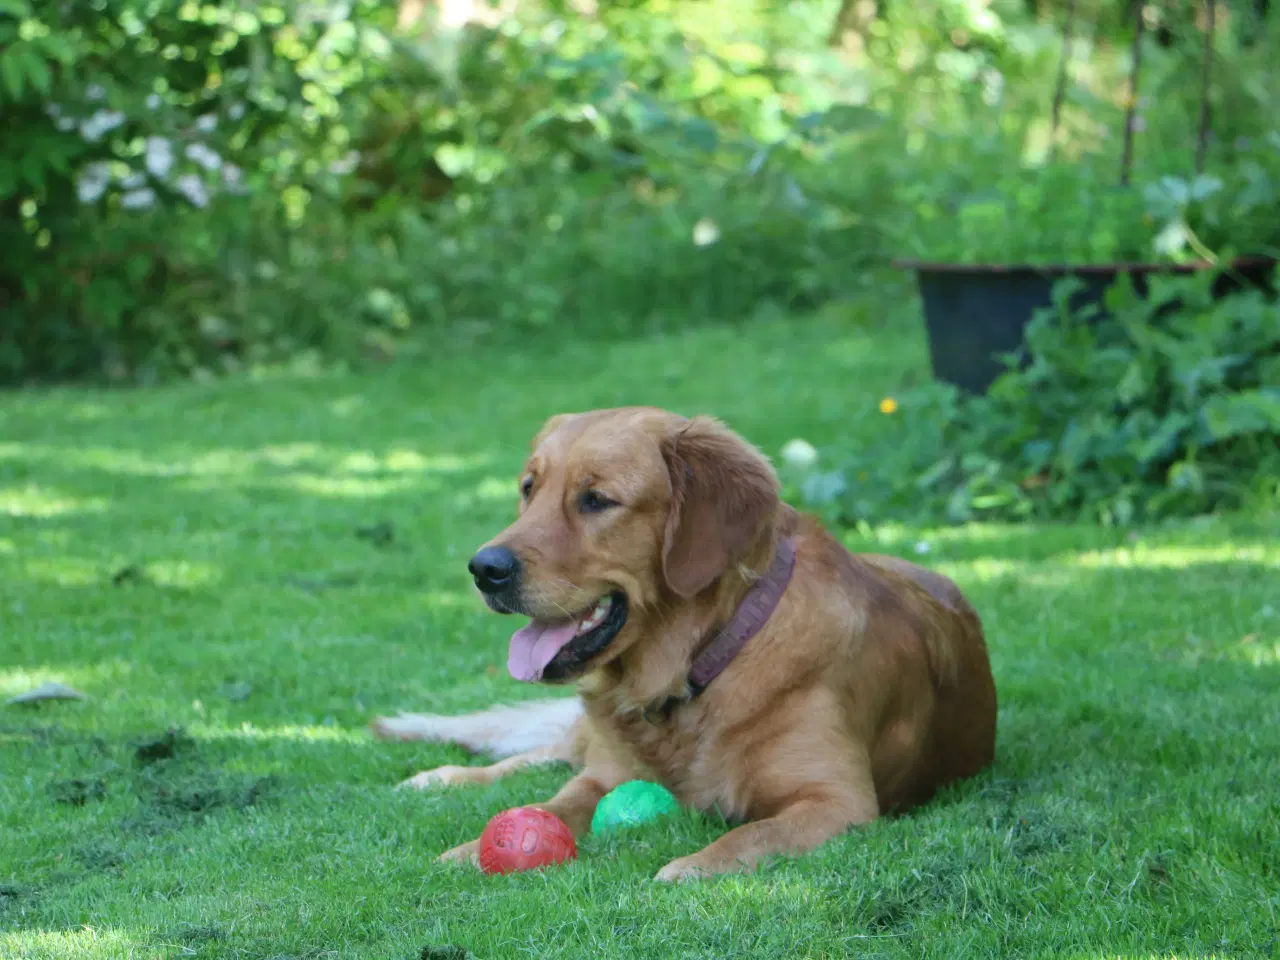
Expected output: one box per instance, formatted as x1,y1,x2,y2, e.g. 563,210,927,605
879,396,898,415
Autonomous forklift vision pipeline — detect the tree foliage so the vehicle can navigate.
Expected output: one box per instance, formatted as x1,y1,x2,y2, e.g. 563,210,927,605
0,0,1276,387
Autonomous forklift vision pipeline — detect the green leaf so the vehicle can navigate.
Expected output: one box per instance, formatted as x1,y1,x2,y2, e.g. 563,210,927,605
0,52,25,100
1200,390,1280,441
914,457,954,490
17,149,46,190
680,118,718,154
1135,413,1192,464
23,47,51,95
797,104,884,138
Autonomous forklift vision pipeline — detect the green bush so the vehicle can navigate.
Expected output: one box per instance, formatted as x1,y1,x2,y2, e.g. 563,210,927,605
0,0,387,383
895,159,1280,266
2,0,1275,396
787,270,1280,527
0,0,898,384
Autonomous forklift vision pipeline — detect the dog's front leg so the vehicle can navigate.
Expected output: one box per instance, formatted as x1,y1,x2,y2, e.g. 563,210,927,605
398,744,566,791
654,788,878,883
437,768,624,866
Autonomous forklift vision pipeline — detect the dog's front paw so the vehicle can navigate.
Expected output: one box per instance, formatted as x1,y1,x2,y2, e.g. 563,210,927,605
654,855,714,884
396,766,474,790
438,838,482,867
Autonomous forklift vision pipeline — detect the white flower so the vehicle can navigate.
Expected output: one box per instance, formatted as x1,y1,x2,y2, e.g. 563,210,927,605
80,109,125,142
780,438,819,469
195,114,217,133
328,150,360,175
174,173,209,208
76,162,111,204
120,187,156,209
221,163,246,193
145,93,162,110
144,136,174,177
185,142,222,171
692,217,720,246
86,83,105,101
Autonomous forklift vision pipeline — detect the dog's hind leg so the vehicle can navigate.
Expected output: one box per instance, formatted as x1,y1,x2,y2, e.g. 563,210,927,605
396,743,570,790
370,697,583,756
371,697,587,790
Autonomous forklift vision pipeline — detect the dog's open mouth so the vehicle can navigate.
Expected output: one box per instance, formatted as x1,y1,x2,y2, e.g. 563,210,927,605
507,592,628,683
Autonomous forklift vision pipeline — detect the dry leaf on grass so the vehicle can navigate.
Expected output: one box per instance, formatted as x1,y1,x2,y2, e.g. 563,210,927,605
6,682,87,705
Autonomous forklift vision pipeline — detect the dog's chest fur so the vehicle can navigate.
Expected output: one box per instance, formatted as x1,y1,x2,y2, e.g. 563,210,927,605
585,696,751,821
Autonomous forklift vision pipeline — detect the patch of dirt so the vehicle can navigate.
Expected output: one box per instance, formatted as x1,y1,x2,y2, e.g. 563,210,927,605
49,776,107,806
355,520,396,548
1005,808,1075,858
133,727,194,765
165,923,227,945
111,563,149,586
16,726,286,839
0,883,32,923
72,840,126,871
861,839,1041,933
121,755,279,837
143,768,278,815
420,948,470,960
865,889,915,932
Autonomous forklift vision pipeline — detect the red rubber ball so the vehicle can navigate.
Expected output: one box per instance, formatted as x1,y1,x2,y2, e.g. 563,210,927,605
478,806,577,875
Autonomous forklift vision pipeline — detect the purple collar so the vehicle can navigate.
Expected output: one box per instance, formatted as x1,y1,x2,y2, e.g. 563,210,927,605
644,535,797,724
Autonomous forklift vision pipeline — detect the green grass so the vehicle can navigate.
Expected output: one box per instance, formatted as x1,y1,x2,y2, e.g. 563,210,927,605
2,302,1278,960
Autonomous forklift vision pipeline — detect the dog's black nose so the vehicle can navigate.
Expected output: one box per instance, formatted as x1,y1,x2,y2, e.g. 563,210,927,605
468,545,520,594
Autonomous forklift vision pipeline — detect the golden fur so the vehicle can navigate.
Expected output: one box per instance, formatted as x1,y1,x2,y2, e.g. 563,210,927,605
372,407,997,882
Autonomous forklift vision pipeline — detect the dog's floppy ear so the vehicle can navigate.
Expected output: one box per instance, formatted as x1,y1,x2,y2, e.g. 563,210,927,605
660,416,779,598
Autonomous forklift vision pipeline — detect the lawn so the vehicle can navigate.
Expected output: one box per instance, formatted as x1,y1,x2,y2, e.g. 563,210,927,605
2,302,1277,960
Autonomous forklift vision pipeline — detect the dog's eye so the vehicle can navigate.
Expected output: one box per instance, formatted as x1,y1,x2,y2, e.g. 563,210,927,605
520,476,534,499
579,489,617,514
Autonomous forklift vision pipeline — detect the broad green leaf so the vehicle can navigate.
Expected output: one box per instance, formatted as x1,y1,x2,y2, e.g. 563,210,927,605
819,104,885,134
23,47,51,95
0,51,25,99
1201,390,1280,441
1135,413,1192,464
680,118,718,154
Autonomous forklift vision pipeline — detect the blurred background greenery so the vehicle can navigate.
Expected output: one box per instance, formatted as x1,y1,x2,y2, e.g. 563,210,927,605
2,0,1277,387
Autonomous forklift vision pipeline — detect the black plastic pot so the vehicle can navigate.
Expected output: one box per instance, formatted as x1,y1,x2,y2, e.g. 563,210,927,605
896,257,1278,394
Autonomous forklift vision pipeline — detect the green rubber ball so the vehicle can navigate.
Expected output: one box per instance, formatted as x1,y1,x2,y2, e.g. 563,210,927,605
591,780,679,834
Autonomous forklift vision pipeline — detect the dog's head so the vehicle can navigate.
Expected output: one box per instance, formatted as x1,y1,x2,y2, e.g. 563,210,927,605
467,407,779,684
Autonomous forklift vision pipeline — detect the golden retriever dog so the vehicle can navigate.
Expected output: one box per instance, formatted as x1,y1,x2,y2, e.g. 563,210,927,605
372,407,997,882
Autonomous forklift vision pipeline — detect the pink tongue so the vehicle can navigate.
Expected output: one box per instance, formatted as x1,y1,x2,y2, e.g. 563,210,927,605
507,620,580,682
